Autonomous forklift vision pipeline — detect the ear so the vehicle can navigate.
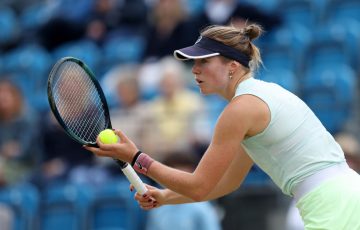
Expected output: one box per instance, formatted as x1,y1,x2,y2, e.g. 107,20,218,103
229,60,241,73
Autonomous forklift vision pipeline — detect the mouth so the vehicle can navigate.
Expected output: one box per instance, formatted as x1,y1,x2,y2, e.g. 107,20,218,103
195,78,204,85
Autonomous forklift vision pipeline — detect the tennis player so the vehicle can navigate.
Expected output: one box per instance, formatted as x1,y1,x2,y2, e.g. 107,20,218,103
85,23,360,229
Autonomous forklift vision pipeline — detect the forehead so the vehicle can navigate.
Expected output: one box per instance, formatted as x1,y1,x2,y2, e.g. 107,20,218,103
194,56,226,63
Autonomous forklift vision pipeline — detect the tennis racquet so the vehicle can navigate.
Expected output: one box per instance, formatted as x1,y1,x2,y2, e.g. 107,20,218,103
47,57,147,195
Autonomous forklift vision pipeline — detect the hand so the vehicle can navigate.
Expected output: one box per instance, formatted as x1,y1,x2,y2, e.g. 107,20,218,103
83,129,138,163
131,184,167,210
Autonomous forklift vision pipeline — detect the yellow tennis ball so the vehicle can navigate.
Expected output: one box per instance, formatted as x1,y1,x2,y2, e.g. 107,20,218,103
99,129,118,144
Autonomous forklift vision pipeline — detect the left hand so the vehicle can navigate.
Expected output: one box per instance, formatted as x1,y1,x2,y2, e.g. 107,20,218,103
83,129,139,163
131,184,167,210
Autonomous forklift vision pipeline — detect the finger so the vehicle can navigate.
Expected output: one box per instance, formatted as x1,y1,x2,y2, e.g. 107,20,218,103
129,184,135,192
141,203,158,210
139,197,157,206
83,145,95,151
139,200,158,209
113,129,129,143
141,205,155,211
96,137,117,151
83,145,113,157
135,192,151,202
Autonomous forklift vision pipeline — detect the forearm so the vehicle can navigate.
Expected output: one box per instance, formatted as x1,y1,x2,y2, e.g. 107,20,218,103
161,184,236,205
162,189,194,204
161,172,246,205
147,161,211,201
155,146,253,205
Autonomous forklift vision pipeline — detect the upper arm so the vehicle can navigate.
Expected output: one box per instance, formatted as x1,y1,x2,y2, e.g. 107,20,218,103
203,145,253,200
193,95,268,198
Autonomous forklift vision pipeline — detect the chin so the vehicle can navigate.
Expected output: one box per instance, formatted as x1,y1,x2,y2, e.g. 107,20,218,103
199,89,213,95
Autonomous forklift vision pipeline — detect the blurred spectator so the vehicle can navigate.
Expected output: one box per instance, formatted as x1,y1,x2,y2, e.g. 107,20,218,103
37,17,86,51
143,57,211,161
46,0,95,23
0,79,41,186
99,65,152,174
142,0,198,61
41,112,109,186
110,66,151,144
85,0,147,45
146,152,222,230
0,204,13,230
191,0,282,32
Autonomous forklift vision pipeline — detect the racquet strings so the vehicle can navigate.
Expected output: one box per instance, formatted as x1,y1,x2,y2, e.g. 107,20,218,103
51,60,107,144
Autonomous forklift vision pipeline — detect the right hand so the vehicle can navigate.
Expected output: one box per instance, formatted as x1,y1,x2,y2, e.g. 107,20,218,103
131,184,166,210
84,129,139,163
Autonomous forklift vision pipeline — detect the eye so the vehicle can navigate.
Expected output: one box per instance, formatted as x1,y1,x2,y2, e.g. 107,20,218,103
200,58,208,64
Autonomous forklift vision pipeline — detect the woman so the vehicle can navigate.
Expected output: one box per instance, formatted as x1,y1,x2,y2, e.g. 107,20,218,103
84,24,360,229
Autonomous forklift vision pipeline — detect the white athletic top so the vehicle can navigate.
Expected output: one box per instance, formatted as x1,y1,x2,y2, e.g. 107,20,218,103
234,78,346,196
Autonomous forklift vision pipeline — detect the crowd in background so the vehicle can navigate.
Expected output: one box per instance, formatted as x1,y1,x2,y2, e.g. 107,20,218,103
0,0,360,229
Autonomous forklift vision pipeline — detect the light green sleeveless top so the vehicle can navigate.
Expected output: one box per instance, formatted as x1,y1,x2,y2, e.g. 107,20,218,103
235,78,345,196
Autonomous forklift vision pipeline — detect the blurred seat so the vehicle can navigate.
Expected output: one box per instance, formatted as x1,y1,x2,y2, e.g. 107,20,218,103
0,54,4,74
87,178,146,230
3,44,52,76
243,165,272,187
261,45,296,71
259,69,299,94
240,0,280,13
20,2,51,30
102,30,145,71
323,19,360,71
302,64,356,134
258,45,299,93
325,0,360,23
311,0,331,23
50,0,95,22
183,0,205,16
0,6,19,46
0,183,40,230
301,39,351,72
264,23,312,68
40,182,93,230
2,44,53,111
53,39,102,75
280,0,317,27
204,95,227,133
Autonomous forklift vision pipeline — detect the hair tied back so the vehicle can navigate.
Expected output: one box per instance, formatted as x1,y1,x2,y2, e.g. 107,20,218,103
242,24,263,41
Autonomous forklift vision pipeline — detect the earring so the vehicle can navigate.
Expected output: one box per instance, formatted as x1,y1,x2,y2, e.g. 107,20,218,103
229,71,233,79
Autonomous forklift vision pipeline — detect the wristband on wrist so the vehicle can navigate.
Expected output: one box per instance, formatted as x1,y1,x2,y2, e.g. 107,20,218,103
133,152,154,175
131,150,142,167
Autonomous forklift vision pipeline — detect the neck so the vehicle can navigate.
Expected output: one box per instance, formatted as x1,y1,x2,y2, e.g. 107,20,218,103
223,71,252,101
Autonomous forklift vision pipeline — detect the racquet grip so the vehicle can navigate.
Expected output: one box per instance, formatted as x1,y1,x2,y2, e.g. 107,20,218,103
121,163,148,195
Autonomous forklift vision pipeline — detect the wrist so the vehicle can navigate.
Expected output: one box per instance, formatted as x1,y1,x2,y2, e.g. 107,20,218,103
161,189,172,205
131,150,142,166
132,152,154,175
163,189,192,205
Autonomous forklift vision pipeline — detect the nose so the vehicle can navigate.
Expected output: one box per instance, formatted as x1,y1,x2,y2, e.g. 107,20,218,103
192,62,200,76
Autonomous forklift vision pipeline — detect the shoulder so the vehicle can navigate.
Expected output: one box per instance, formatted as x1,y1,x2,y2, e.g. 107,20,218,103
225,94,269,121
215,94,270,139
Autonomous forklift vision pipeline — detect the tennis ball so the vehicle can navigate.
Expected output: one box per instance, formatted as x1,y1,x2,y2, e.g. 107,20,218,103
99,129,118,144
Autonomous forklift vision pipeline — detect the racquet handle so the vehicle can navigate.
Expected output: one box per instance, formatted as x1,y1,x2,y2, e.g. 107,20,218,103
121,163,148,195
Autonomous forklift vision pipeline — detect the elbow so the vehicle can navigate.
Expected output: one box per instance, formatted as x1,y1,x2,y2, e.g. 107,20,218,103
190,194,204,202
188,188,210,202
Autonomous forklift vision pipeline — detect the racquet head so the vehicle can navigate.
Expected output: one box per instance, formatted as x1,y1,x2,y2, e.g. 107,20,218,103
47,57,112,146
47,57,147,193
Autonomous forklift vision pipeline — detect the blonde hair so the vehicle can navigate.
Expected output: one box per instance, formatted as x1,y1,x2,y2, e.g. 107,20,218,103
200,23,263,71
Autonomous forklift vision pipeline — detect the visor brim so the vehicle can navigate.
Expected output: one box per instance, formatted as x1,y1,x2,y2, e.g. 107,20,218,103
173,46,220,60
